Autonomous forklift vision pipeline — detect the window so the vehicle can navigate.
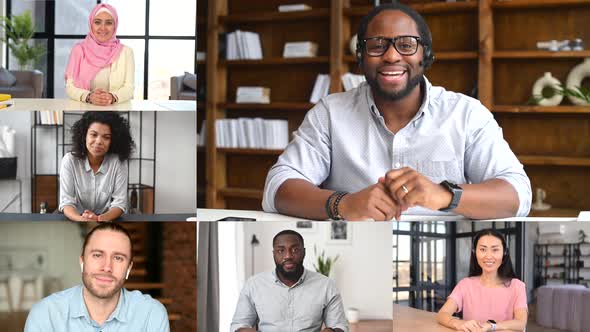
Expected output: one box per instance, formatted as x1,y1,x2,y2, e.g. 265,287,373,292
6,0,197,100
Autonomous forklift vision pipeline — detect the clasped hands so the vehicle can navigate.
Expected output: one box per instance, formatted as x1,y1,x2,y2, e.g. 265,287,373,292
80,210,106,222
87,88,115,106
454,319,493,332
337,167,453,221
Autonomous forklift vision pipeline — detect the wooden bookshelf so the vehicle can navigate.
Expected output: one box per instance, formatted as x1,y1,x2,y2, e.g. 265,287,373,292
221,56,330,66
492,0,590,9
494,105,590,114
493,50,590,59
202,0,590,212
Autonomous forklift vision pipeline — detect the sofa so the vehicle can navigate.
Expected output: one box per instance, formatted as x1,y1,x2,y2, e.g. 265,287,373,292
0,69,44,98
170,72,196,100
536,284,590,332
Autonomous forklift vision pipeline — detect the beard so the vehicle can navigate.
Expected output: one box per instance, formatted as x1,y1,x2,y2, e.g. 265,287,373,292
82,270,124,300
365,68,424,102
275,260,304,282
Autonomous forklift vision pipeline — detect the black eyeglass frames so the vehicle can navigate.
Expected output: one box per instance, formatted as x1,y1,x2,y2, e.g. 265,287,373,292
363,36,424,57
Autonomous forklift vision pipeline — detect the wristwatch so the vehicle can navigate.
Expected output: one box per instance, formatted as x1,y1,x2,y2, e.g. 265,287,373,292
438,180,463,212
487,320,497,331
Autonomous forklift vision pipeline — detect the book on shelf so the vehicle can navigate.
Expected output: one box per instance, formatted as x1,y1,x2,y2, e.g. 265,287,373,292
38,111,63,125
341,72,366,91
215,118,289,150
236,86,271,104
283,41,318,58
278,4,311,12
226,30,263,60
310,74,330,104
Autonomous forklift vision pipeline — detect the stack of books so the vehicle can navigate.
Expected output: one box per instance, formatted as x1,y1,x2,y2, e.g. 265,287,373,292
278,4,311,12
215,118,289,150
283,41,318,58
226,30,263,60
38,111,64,125
309,74,330,104
236,87,271,104
341,73,366,91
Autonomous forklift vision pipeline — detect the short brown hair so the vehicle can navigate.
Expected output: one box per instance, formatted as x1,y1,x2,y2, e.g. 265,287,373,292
81,223,133,261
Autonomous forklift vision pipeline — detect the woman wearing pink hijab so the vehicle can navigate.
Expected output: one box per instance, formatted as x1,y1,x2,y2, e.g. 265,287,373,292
65,4,134,105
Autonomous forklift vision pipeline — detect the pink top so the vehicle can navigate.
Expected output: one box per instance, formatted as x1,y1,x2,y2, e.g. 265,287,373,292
449,277,528,322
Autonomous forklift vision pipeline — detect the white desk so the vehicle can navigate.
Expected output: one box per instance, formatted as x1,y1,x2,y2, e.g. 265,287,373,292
2,98,195,112
197,208,588,222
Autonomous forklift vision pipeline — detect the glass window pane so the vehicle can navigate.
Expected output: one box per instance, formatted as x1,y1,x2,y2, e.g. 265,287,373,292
54,39,144,99
53,39,83,98
119,39,145,100
149,0,196,36
12,0,46,32
456,237,471,280
102,0,146,36
56,0,95,35
148,39,195,100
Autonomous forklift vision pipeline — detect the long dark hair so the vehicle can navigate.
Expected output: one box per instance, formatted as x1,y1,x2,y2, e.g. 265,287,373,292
70,111,135,161
468,229,517,284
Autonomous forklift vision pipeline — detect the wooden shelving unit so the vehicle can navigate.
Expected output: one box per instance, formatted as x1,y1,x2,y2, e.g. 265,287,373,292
486,0,590,216
200,0,590,214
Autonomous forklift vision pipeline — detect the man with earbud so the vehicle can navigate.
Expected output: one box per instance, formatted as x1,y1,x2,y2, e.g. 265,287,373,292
24,223,169,332
262,3,531,221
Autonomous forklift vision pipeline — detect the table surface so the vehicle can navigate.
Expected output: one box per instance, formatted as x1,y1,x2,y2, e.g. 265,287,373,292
0,213,195,222
349,319,392,332
197,208,586,222
393,304,453,332
3,98,195,111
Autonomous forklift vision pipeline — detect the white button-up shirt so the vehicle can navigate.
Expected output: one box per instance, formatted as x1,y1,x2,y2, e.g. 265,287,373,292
59,152,128,214
263,78,531,217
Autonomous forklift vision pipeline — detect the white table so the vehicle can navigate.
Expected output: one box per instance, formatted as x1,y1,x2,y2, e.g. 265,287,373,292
2,98,195,112
197,208,589,222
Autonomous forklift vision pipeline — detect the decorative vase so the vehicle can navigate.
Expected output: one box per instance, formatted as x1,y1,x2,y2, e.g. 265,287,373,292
566,58,590,106
531,72,563,106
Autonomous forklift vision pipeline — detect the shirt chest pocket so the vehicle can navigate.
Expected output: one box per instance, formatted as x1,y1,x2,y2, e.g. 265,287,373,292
295,298,325,329
413,159,462,182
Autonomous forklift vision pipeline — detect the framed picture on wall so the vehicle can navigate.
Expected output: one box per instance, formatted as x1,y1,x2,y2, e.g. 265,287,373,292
326,221,352,245
295,221,316,233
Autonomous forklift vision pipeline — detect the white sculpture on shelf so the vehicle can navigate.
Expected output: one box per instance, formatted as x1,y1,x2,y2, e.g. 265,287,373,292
532,188,551,211
532,72,563,106
565,58,590,106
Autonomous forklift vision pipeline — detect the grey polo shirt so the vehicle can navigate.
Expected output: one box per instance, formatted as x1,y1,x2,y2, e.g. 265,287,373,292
59,152,128,214
230,269,348,332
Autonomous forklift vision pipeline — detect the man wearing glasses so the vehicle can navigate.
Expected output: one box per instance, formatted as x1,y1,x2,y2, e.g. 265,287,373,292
230,230,348,332
262,3,531,221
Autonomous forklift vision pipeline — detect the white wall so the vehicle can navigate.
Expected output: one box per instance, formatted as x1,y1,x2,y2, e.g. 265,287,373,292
237,222,392,320
0,222,83,311
154,111,196,213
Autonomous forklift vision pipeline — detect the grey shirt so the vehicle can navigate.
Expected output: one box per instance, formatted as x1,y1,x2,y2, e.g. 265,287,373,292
59,152,128,214
262,78,531,217
230,269,348,332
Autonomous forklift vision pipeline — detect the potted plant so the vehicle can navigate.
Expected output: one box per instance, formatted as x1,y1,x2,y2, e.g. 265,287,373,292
0,10,45,70
313,245,339,277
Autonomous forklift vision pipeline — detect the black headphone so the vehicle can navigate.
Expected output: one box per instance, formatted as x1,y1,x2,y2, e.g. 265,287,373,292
356,37,435,69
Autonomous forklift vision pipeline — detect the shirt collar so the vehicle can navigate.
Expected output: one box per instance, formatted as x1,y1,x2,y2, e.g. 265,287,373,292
84,155,110,174
365,76,431,127
272,268,308,288
70,285,128,323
